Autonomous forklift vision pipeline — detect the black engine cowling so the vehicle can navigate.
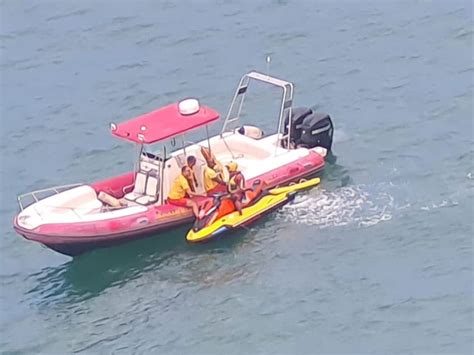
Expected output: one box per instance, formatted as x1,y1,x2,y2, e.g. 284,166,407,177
283,107,334,151
283,107,313,144
299,112,334,151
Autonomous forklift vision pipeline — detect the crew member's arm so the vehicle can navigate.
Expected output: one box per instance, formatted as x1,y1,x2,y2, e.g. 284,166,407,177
206,167,225,186
181,175,205,198
212,174,226,185
185,187,206,198
237,173,246,191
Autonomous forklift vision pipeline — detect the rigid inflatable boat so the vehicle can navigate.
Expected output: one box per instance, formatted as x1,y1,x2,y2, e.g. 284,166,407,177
13,71,334,256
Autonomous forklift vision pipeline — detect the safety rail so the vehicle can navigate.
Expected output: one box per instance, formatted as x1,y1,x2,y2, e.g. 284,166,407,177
17,183,83,211
220,71,295,157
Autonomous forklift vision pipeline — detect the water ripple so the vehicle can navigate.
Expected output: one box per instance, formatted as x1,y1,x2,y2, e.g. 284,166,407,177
46,9,91,22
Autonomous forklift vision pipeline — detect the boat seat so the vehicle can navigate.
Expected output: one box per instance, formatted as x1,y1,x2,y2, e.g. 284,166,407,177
124,155,161,205
135,175,159,205
125,171,147,201
125,171,159,205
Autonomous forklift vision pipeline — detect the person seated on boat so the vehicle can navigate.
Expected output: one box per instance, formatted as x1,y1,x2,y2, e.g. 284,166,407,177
167,166,205,218
186,155,198,192
203,158,227,195
226,161,246,215
199,146,228,194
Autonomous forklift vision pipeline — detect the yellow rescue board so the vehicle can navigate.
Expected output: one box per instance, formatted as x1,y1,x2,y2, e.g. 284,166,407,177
186,177,320,243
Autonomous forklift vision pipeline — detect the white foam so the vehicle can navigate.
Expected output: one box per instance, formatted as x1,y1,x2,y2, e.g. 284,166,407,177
420,199,459,211
278,184,395,229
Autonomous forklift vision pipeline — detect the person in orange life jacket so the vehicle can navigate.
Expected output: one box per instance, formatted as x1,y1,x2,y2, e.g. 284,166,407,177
226,161,246,215
167,166,206,218
186,155,198,192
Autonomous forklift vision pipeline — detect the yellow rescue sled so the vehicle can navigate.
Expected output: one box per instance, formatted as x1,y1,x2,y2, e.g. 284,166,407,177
186,178,320,243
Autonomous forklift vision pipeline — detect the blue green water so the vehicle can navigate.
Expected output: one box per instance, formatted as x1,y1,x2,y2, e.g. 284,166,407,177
1,1,472,353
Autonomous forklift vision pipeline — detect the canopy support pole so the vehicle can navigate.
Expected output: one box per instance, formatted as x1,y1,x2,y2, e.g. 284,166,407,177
160,145,166,205
182,135,187,158
205,125,211,155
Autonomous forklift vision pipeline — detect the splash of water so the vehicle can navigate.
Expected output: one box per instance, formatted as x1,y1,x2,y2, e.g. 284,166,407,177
278,185,394,229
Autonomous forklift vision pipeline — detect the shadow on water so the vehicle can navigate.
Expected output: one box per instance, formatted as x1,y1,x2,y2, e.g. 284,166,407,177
25,224,249,307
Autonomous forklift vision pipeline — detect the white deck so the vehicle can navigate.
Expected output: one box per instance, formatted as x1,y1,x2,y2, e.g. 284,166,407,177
162,132,311,199
17,185,147,230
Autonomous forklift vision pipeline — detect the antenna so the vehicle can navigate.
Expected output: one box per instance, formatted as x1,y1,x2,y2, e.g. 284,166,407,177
266,55,271,76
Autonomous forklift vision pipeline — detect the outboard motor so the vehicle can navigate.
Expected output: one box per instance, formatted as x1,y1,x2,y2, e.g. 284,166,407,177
283,107,313,145
299,112,334,151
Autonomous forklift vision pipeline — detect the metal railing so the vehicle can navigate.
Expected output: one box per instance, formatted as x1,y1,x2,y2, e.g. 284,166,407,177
220,71,295,157
17,183,83,211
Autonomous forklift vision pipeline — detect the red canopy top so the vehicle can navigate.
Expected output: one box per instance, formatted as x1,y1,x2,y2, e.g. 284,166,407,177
111,102,220,144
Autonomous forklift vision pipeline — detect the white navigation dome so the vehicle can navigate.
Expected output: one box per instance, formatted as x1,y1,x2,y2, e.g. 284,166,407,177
178,98,200,115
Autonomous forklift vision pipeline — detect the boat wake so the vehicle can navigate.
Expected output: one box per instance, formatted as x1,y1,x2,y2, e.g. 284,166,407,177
278,184,395,229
